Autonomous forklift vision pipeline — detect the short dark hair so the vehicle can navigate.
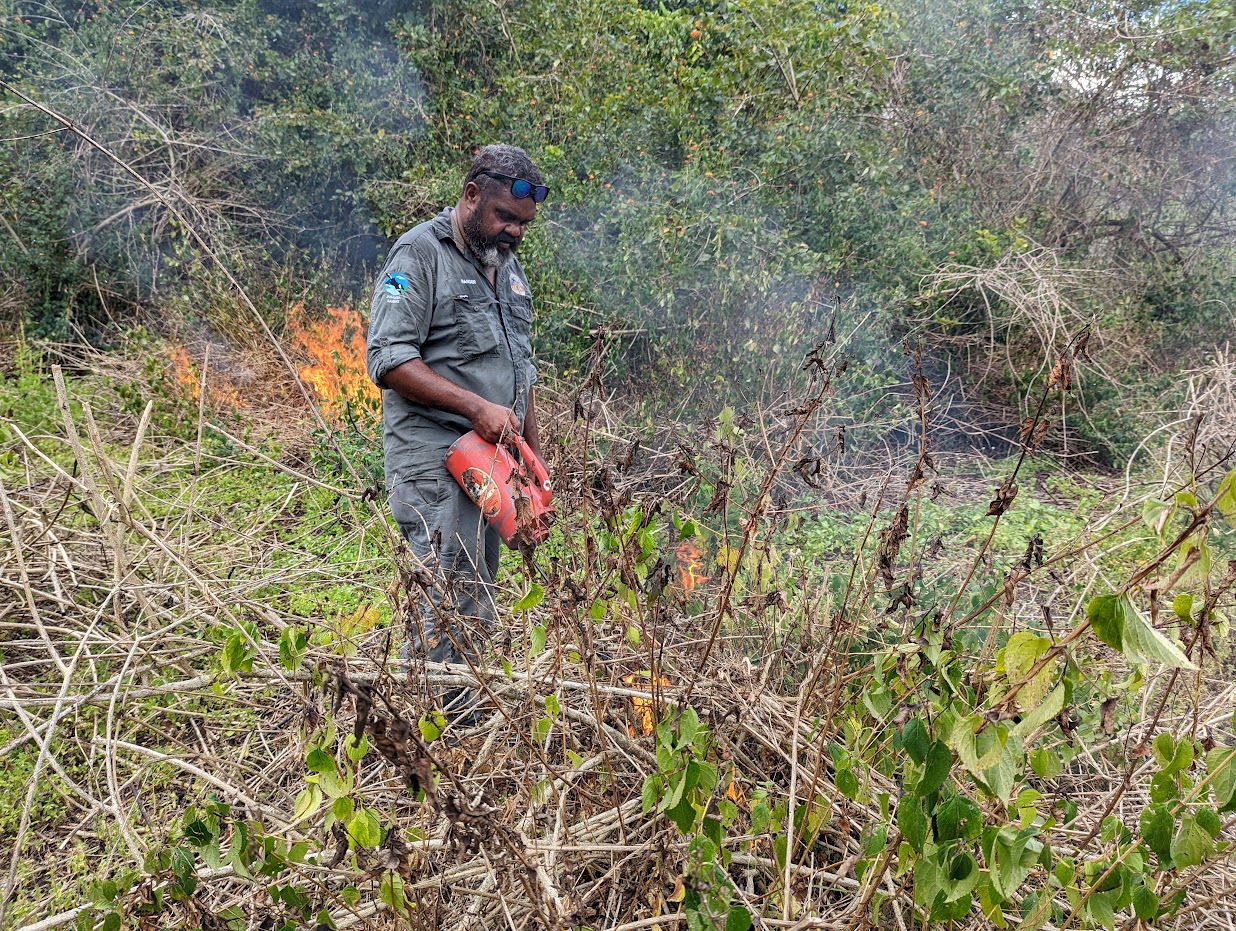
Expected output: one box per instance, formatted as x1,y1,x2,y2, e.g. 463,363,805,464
463,144,543,199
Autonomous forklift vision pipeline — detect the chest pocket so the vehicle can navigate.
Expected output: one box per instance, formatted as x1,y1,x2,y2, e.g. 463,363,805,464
454,296,500,360
504,296,533,351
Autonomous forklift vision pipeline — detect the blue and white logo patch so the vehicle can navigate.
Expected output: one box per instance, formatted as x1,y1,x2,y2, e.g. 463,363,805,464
509,273,528,297
383,271,410,297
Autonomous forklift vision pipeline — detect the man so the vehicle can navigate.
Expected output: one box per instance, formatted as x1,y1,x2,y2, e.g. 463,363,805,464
366,144,547,682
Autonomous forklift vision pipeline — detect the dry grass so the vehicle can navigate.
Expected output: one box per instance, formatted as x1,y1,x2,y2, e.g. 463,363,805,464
1,339,1235,931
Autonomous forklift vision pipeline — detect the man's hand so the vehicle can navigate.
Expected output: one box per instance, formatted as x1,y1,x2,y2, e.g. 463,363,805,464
469,398,522,445
385,359,523,443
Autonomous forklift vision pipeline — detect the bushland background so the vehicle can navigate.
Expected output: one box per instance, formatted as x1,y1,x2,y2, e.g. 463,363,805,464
1,0,1235,929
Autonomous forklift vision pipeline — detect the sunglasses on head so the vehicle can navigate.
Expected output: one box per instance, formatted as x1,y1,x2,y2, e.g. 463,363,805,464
478,170,549,203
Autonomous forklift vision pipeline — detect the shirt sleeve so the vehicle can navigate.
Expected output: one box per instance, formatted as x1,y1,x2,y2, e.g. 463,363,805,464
366,247,435,387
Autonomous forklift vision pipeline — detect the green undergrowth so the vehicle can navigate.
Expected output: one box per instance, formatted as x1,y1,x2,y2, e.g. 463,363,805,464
4,334,1236,930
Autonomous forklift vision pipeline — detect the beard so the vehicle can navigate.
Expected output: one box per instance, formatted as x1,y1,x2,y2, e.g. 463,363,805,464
463,203,518,269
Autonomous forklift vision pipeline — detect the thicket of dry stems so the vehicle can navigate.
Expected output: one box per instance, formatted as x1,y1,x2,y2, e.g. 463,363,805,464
1,343,1234,931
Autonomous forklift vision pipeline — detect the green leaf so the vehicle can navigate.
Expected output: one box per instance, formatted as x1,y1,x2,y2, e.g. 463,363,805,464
1216,469,1236,522
945,851,980,903
641,775,661,814
1020,890,1054,931
348,808,383,848
1170,813,1214,869
1087,890,1115,931
695,760,719,795
91,880,119,909
1140,804,1174,865
951,716,1005,776
379,871,407,911
306,746,335,775
836,765,860,800
1207,747,1236,811
936,795,983,843
419,712,444,742
515,583,545,611
913,848,947,911
1142,498,1172,536
1196,806,1221,839
679,707,700,747
916,740,953,796
724,905,753,931
1030,747,1062,780
1086,595,1123,651
1133,885,1159,922
530,623,547,656
1153,732,1176,767
222,634,248,674
278,626,308,671
293,785,322,822
1013,683,1066,739
986,825,1039,900
902,718,930,764
980,737,1021,803
1119,595,1195,669
332,797,355,823
1172,593,1196,621
897,795,928,853
318,767,352,800
1004,631,1051,678
1150,770,1179,804
666,795,697,833
1163,738,1195,777
171,846,197,896
345,734,369,764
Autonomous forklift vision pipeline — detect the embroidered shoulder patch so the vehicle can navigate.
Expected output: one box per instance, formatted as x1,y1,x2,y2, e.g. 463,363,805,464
383,271,410,297
509,273,528,298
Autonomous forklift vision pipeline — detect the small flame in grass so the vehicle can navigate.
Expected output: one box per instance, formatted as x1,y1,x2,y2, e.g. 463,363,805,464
287,303,379,411
622,672,671,736
166,344,241,408
168,345,200,400
676,539,708,594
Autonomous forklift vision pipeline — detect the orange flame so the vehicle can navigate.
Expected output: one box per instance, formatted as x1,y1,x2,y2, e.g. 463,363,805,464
675,539,708,594
168,345,200,400
166,345,241,409
287,303,379,411
622,672,672,736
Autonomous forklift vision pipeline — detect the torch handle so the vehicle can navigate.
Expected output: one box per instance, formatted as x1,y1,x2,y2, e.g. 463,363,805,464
510,434,552,494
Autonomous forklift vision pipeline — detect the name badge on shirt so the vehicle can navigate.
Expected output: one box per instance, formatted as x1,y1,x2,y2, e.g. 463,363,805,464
509,273,528,297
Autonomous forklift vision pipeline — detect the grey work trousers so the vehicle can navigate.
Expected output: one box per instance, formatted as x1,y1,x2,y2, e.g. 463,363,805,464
389,474,501,665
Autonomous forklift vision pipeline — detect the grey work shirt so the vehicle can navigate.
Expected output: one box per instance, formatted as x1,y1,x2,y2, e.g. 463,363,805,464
366,208,537,489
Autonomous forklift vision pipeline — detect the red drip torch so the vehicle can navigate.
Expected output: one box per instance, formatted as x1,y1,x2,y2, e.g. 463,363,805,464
444,431,554,546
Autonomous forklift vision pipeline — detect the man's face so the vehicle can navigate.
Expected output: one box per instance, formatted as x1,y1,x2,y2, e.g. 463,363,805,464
461,181,538,269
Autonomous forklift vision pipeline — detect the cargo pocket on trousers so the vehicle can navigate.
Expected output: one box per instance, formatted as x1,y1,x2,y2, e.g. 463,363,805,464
390,478,450,560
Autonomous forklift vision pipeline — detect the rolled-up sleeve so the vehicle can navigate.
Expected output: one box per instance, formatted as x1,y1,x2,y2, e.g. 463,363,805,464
367,249,434,387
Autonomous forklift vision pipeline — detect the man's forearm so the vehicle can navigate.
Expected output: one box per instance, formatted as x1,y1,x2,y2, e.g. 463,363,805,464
383,359,520,444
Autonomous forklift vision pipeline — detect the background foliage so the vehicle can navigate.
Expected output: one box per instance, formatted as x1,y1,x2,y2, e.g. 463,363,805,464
3,0,1233,456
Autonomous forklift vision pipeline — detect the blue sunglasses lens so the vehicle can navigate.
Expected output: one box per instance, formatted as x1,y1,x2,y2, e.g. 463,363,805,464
509,178,549,203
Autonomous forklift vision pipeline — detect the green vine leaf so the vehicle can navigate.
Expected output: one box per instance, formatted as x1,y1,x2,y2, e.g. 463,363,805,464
1170,813,1214,869
348,808,383,848
1119,595,1195,669
1013,683,1066,740
1086,595,1123,651
1133,885,1159,922
515,583,545,611
1206,747,1236,811
1216,469,1236,522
